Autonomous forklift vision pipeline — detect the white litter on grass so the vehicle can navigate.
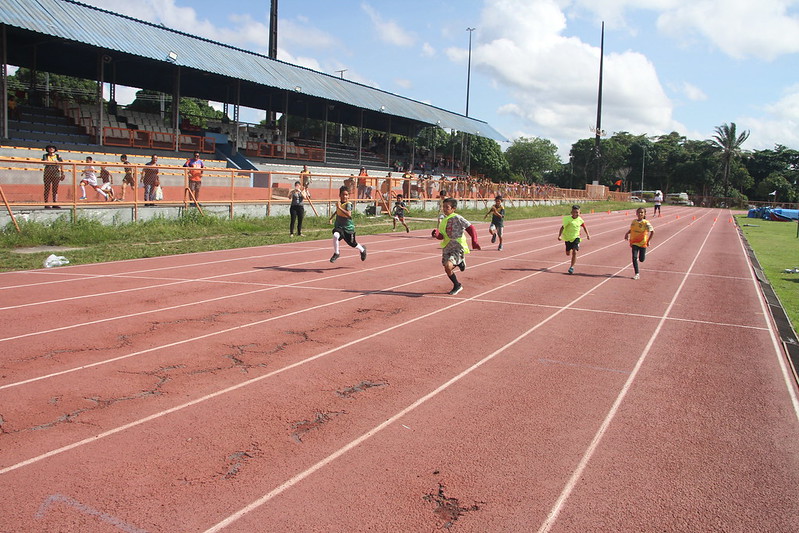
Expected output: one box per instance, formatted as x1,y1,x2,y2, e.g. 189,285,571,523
43,254,69,268
783,268,799,274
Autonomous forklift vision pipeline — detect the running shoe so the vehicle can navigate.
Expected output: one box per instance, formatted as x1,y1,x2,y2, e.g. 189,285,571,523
568,267,574,274
330,253,339,263
498,244,503,251
360,247,367,261
633,273,640,280
448,283,463,295
491,234,497,244
406,227,410,233
79,196,87,200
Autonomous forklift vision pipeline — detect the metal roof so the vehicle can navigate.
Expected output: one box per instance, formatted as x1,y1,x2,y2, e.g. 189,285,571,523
0,0,506,141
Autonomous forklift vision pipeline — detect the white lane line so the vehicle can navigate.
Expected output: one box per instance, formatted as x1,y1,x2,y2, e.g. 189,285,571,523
0,214,644,341
0,220,645,473
0,211,700,389
734,218,799,420
537,214,720,533
201,215,710,532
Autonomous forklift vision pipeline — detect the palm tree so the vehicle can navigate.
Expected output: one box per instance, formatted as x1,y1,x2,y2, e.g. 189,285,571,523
711,122,750,200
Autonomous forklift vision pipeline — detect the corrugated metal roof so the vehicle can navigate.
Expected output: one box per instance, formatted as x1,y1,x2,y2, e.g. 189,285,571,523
0,0,506,141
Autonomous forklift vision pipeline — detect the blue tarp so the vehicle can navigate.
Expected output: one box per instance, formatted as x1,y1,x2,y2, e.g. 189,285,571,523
748,207,799,221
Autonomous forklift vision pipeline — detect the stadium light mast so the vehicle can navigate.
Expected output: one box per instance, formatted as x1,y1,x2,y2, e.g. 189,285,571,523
465,27,475,117
268,0,278,59
593,21,605,185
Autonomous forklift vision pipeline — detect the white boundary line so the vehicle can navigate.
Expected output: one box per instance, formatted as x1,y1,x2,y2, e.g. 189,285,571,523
200,213,710,532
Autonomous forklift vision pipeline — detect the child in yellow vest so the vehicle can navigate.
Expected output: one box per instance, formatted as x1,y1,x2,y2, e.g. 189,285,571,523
558,205,590,274
432,197,481,295
624,207,654,280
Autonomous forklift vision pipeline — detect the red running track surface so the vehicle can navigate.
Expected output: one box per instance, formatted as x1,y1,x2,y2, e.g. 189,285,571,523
1,206,797,532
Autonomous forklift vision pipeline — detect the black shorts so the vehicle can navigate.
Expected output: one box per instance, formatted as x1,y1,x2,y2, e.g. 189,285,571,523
565,238,580,252
333,227,358,248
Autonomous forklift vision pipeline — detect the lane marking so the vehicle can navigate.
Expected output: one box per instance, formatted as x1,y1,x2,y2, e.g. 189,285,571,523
0,219,662,472
36,494,147,533
201,213,712,531
536,212,755,532
734,219,799,420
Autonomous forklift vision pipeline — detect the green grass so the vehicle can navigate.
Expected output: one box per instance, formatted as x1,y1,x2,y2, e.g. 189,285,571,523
737,216,799,332
0,200,643,272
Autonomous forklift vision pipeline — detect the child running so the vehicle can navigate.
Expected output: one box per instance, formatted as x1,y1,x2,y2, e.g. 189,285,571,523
484,195,505,251
391,194,410,232
119,154,135,201
624,207,654,280
328,185,367,263
79,157,109,201
99,165,115,201
557,204,590,274
433,198,481,295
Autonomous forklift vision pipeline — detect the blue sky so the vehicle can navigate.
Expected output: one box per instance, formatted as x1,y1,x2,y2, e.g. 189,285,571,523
79,0,799,158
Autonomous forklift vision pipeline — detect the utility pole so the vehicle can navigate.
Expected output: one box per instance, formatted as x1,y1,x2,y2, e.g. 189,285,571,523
593,21,605,185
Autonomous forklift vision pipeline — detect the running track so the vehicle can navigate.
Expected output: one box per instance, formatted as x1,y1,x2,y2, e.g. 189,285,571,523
1,206,797,532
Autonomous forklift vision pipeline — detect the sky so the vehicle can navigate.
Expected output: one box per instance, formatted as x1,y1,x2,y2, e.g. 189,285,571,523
72,0,799,158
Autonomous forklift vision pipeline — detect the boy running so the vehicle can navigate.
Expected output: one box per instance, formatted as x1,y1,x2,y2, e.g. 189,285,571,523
99,165,115,201
432,198,481,295
119,154,135,201
484,195,505,251
392,194,410,232
328,185,367,263
79,157,109,200
624,207,654,280
557,204,590,274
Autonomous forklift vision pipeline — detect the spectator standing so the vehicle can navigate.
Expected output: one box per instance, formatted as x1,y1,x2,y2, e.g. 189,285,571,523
184,151,205,205
653,190,663,217
300,165,312,189
289,180,307,237
41,144,64,209
142,154,159,206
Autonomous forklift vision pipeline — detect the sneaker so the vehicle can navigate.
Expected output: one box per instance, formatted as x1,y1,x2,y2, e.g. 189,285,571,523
498,244,503,251
290,233,294,237
360,247,367,261
405,227,410,233
448,283,463,295
633,273,640,280
329,253,339,263
298,233,305,237
458,260,466,272
79,196,87,200
491,234,497,244
567,267,574,275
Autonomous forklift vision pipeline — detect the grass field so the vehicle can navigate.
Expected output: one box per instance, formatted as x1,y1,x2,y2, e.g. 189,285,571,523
0,201,642,272
738,216,799,332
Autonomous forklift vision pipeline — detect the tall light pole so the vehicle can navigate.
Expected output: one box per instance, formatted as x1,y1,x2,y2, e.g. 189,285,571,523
641,145,646,192
465,27,475,177
465,27,475,117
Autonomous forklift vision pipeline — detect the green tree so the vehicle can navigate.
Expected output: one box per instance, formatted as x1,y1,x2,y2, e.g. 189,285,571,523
467,135,510,181
710,122,750,198
504,136,562,183
8,67,98,104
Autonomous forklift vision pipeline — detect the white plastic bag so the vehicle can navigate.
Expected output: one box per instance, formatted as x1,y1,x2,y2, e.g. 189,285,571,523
43,254,69,268
154,185,164,201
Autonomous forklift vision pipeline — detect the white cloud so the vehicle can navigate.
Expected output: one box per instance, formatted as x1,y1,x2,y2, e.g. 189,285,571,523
422,43,436,57
680,82,708,102
361,3,415,47
395,78,412,89
657,1,799,60
742,84,799,150
460,0,681,154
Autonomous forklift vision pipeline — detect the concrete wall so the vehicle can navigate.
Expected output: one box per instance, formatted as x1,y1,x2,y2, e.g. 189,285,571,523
0,197,567,228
